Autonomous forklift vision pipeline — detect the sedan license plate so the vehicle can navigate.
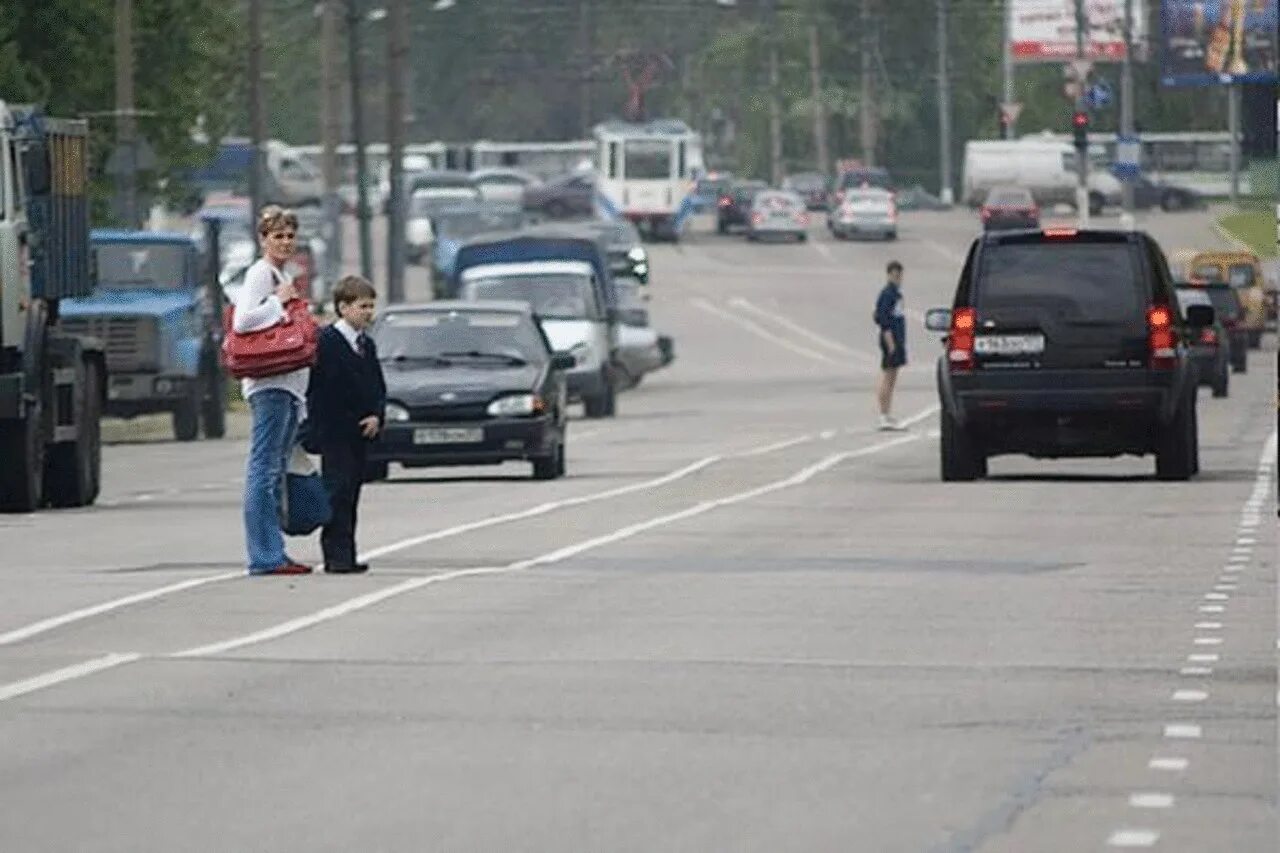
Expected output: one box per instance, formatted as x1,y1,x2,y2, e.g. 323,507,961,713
414,427,483,445
974,334,1045,356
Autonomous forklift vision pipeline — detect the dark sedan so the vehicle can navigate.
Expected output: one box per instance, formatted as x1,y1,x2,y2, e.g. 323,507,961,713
522,172,595,219
782,172,832,210
367,301,575,480
1130,176,1204,212
980,185,1040,231
716,179,768,234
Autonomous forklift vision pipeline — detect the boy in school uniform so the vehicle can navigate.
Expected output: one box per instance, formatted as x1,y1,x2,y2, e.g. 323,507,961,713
306,275,387,573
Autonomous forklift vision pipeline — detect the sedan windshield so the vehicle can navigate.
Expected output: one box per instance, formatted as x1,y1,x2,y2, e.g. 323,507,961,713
462,273,597,320
374,311,546,365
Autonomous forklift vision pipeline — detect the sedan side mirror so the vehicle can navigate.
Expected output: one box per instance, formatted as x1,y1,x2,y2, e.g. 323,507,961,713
550,352,577,371
1185,304,1215,327
924,308,952,332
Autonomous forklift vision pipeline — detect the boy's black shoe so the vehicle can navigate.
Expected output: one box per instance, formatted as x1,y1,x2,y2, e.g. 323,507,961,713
324,562,369,574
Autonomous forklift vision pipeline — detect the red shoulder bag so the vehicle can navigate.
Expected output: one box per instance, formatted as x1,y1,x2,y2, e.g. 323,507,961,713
221,298,319,379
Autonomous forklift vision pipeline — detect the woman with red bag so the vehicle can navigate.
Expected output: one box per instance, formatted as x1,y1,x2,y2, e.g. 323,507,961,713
232,206,314,575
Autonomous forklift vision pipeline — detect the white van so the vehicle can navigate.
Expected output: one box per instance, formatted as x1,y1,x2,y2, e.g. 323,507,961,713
962,138,1119,213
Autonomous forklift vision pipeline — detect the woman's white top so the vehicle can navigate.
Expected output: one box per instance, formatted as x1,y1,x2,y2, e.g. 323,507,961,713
231,258,311,405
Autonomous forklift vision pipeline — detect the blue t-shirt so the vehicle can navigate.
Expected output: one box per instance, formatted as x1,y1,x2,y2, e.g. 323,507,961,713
874,282,906,355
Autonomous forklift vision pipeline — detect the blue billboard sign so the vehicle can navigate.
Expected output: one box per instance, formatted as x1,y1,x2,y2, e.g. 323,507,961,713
1160,0,1279,86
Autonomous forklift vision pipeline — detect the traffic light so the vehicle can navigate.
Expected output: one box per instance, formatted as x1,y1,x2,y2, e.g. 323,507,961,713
1072,110,1090,152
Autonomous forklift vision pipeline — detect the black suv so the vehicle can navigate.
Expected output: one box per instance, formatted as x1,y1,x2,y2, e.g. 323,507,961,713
926,229,1213,482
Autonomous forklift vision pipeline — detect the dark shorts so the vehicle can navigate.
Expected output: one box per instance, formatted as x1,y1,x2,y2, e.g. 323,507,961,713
880,340,906,370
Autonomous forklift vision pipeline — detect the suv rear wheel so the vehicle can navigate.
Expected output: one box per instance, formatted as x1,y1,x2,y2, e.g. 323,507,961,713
941,410,986,481
1155,392,1196,481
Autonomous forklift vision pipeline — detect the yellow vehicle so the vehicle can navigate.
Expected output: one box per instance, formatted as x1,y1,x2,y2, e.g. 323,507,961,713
1168,249,1268,348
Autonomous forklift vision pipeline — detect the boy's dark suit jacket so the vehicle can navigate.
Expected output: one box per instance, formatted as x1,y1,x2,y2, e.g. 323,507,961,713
303,325,387,450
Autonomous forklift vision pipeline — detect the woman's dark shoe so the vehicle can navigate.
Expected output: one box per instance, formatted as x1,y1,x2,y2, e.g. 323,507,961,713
323,562,369,574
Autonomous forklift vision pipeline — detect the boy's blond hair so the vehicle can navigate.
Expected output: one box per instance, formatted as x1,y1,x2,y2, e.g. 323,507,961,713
332,275,377,313
257,204,298,237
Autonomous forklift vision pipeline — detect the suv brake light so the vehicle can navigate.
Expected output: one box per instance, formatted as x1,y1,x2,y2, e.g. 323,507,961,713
1147,304,1176,369
1042,227,1078,238
1199,327,1218,345
947,307,976,371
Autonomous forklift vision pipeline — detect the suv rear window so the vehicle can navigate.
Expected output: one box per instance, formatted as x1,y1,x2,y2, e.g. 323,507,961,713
976,243,1144,322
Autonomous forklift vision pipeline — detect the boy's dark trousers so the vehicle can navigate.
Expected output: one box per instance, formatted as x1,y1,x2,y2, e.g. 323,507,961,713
319,439,365,568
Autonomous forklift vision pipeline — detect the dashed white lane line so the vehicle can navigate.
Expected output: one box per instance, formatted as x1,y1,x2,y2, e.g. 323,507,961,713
1180,666,1214,676
1199,605,1226,613
0,653,141,702
1187,653,1219,663
1129,793,1175,809
0,573,241,646
1213,583,1238,592
1107,829,1160,847
3,428,929,695
1193,622,1223,630
1172,689,1209,703
691,296,845,366
810,238,836,262
1148,757,1189,772
1193,637,1223,646
1205,592,1230,601
1164,724,1202,739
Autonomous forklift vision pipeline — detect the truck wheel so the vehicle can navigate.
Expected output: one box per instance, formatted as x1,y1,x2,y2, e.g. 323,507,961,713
201,366,227,439
46,358,101,508
0,409,44,512
940,409,984,482
582,372,617,419
1155,394,1195,481
172,385,200,442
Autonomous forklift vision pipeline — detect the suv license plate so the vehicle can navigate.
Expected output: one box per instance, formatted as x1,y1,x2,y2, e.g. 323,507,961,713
414,427,483,445
975,334,1045,355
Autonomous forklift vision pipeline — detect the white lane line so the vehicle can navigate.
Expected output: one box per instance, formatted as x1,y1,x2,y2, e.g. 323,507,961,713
1164,724,1202,739
1228,554,1249,563
0,653,140,702
810,239,835,262
1194,622,1223,630
1199,605,1225,613
727,297,876,362
1149,757,1189,772
737,435,817,458
1107,829,1159,847
1172,689,1209,702
0,573,241,646
1193,637,1223,646
172,431,924,659
819,429,837,440
1235,537,1257,545
1205,592,1230,601
1187,653,1219,663
1213,583,1237,591
691,297,845,366
1180,666,1214,676
1222,565,1243,573
1128,793,1175,809
921,239,964,263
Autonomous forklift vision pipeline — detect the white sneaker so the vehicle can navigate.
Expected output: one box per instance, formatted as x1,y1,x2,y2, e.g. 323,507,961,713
877,415,907,432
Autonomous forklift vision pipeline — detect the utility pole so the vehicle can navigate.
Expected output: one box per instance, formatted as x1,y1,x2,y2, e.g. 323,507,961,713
937,0,953,205
1119,0,1135,217
1227,84,1241,205
114,0,139,229
859,0,876,166
321,0,343,284
1073,0,1090,226
808,22,830,176
346,0,373,281
385,0,408,302
767,0,783,184
579,0,594,135
248,0,266,225
1002,0,1015,139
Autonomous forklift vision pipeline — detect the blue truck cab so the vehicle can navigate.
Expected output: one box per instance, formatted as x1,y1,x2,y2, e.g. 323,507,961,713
59,230,226,441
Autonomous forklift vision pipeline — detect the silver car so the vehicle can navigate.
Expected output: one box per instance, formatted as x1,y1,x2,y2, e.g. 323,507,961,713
746,190,809,242
829,187,897,240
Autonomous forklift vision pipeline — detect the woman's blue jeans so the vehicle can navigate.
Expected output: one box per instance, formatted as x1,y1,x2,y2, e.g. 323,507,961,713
244,389,299,572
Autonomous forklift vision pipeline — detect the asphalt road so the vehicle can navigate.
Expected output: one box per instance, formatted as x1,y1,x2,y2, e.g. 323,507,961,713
1,206,1274,852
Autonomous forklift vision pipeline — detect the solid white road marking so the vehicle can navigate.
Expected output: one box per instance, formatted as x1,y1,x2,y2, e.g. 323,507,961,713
1107,829,1159,847
1172,689,1208,702
1164,724,1202,739
691,297,845,366
1148,757,1189,771
1128,793,1175,809
727,297,875,362
0,653,140,702
0,573,241,646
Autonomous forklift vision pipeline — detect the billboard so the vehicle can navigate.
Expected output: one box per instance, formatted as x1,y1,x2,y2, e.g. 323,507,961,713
1160,0,1279,85
1011,0,1147,62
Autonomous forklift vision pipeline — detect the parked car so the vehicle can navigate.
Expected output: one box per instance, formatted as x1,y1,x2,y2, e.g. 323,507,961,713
368,301,575,481
746,190,809,242
716,179,768,234
980,185,1040,231
782,172,832,210
829,187,897,240
522,172,596,219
